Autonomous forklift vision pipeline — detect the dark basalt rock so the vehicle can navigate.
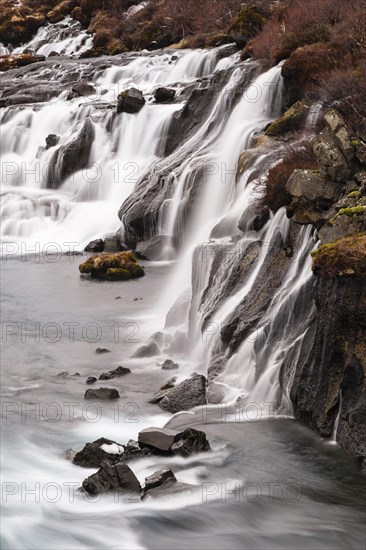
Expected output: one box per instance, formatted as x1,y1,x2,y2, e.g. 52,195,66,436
86,376,97,384
82,460,141,496
48,117,95,188
84,239,105,253
138,426,210,456
117,88,145,114
45,134,60,149
73,437,124,468
99,366,131,380
84,388,120,400
282,275,366,464
158,374,207,413
144,468,176,493
154,87,176,103
148,377,177,404
96,347,110,354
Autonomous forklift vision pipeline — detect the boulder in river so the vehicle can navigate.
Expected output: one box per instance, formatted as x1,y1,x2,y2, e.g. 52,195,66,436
138,426,210,456
154,87,176,103
95,347,110,354
86,376,97,384
161,359,179,370
99,366,131,380
70,82,96,98
84,388,120,400
117,88,145,114
82,460,141,496
73,437,124,468
158,374,207,413
149,377,177,404
84,239,105,253
45,134,60,149
79,252,145,281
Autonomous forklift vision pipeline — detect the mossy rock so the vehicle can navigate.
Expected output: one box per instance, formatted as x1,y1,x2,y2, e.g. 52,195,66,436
227,5,269,47
311,234,366,278
79,252,145,281
265,102,309,137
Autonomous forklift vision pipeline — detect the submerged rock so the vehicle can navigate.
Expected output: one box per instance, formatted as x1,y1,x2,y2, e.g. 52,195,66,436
158,374,207,413
148,377,177,404
82,460,141,496
84,388,120,400
142,468,193,500
45,134,60,149
79,252,145,281
161,359,179,370
86,376,97,384
99,366,131,380
95,347,110,354
117,88,145,114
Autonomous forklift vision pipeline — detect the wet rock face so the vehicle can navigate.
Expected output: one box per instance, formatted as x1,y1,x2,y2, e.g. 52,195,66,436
117,88,145,114
48,117,95,188
138,426,211,456
82,460,141,496
283,275,366,463
73,438,124,468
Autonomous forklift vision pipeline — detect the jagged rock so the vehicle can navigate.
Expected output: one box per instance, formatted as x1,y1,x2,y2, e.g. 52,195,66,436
154,87,176,103
84,239,105,253
149,377,177,404
79,252,144,281
318,200,366,243
73,438,124,468
144,468,176,493
133,334,162,358
170,427,211,457
323,109,354,163
82,460,141,496
48,117,95,187
45,134,60,149
86,376,97,384
353,139,366,165
122,439,152,462
99,366,131,380
286,169,342,225
227,5,268,48
117,88,145,114
158,374,207,413
238,204,270,232
103,235,125,252
313,118,352,183
161,359,179,370
265,101,309,136
84,388,120,400
96,347,110,354
138,426,210,456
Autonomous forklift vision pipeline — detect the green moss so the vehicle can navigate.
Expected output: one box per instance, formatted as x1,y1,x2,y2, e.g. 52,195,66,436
338,206,366,217
265,101,309,136
79,252,145,281
347,191,361,198
311,234,366,278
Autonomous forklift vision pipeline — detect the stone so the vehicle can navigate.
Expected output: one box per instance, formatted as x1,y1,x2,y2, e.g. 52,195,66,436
135,236,175,261
161,359,179,370
154,87,176,103
170,428,211,457
45,134,60,149
117,88,145,114
149,377,177,404
158,374,207,413
286,170,339,203
84,239,104,253
84,388,120,400
142,480,192,499
86,376,97,384
138,427,177,452
323,109,354,163
82,460,141,496
65,448,76,462
71,82,96,97
313,127,352,183
79,252,145,281
238,204,270,232
132,338,160,358
265,101,309,136
73,438,124,468
96,348,110,354
99,366,131,380
0,53,45,71
144,468,176,493
103,235,125,253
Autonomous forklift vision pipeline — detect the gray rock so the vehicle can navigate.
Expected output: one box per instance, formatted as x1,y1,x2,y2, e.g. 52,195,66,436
86,376,97,384
71,82,96,97
313,127,351,183
84,239,104,252
84,388,120,400
132,340,160,358
149,377,177,404
144,468,176,493
323,109,354,163
96,347,110,354
99,366,131,380
138,427,178,452
286,170,339,203
158,374,207,413
135,235,175,261
103,235,125,252
162,359,179,370
117,88,145,114
82,460,141,496
170,428,211,457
